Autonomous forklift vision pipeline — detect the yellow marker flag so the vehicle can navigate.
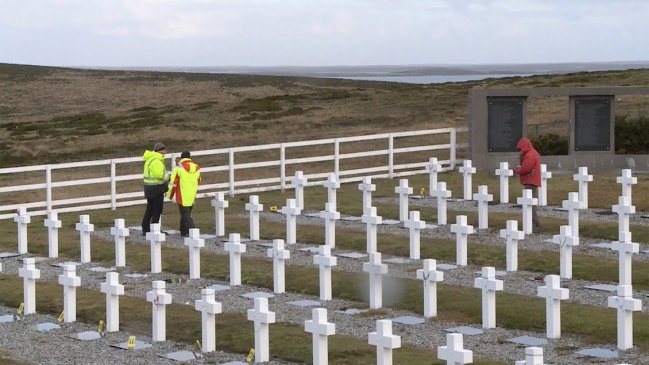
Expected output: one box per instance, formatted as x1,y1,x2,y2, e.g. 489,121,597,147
192,339,202,358
420,187,426,196
57,311,65,323
17,303,24,316
270,205,277,212
246,348,255,363
127,335,136,350
97,320,105,335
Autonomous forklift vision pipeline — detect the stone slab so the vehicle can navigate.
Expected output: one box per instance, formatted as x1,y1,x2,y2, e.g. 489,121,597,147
75,331,102,341
304,213,322,218
337,252,368,259
474,270,508,278
19,257,48,263
35,322,60,332
164,278,189,284
508,336,548,346
220,362,248,365
0,314,20,323
410,195,426,199
437,264,458,270
0,252,20,258
200,234,218,240
52,262,82,268
382,219,401,225
256,243,273,248
88,266,116,273
425,224,439,229
576,348,619,359
242,291,275,299
340,216,362,222
162,230,180,235
161,350,202,361
112,340,153,350
287,300,321,307
443,326,484,336
642,215,649,219
391,316,425,325
595,210,615,216
337,308,368,315
207,284,232,292
128,226,143,231
591,243,613,249
124,273,148,278
585,284,618,292
297,247,320,253
384,258,412,264
543,239,554,244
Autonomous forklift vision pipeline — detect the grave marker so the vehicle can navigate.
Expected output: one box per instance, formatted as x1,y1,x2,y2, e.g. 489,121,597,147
450,215,474,266
44,211,62,258
211,192,228,237
612,231,639,286
361,207,382,253
267,239,290,294
304,308,335,365
368,320,401,365
537,275,569,339
616,169,637,203
416,259,444,318
517,189,538,234
293,170,307,210
363,252,388,309
58,264,81,323
146,280,172,342
539,164,552,207
432,181,452,225
474,267,503,329
562,192,582,238
515,347,545,365
612,195,635,238
459,160,476,200
247,297,276,363
428,157,442,198
19,258,40,315
395,179,413,221
76,215,94,264
14,207,30,254
608,285,642,350
195,288,222,353
404,211,426,259
473,185,493,229
437,333,473,365
320,202,340,248
323,173,340,207
280,198,301,245
500,220,524,272
100,272,124,332
495,162,513,204
145,223,165,274
573,166,593,209
185,228,205,280
224,233,246,286
314,245,337,301
552,225,579,279
358,177,376,214
245,195,263,241
110,218,129,267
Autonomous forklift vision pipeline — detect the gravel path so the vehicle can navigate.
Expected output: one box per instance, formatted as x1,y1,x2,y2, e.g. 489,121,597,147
1,196,648,364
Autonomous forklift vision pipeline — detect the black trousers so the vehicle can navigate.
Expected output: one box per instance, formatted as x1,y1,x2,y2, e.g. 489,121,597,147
523,184,540,226
178,205,195,237
142,193,164,234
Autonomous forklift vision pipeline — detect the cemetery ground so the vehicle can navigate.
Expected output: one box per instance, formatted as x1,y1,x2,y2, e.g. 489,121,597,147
1,171,649,364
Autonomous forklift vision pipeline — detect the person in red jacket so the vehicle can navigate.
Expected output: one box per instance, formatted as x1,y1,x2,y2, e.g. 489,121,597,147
513,137,541,227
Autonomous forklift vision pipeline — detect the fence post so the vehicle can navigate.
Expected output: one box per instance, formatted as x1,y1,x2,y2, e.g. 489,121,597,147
229,148,235,197
46,165,52,212
280,144,286,192
450,128,457,170
388,133,394,178
110,160,117,210
334,139,340,179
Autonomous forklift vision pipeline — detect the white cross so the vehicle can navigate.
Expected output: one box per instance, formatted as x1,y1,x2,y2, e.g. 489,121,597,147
432,181,452,225
428,157,442,198
363,252,388,309
459,160,476,200
495,162,513,204
146,223,165,274
404,211,426,259
100,272,124,332
358,176,376,215
617,169,637,203
612,231,639,286
75,214,95,264
437,333,473,365
293,170,308,210
304,308,335,365
14,207,31,254
416,259,444,318
500,220,525,272
368,320,401,365
314,245,337,301
573,166,593,209
395,179,413,221
194,288,222,353
267,239,290,294
44,211,62,258
608,285,642,350
110,218,129,267
450,215,474,266
612,195,635,238
58,264,81,323
538,164,552,207
361,206,382,253
517,189,538,234
537,275,569,339
473,185,493,229
474,266,503,329
552,225,579,279
562,192,582,238
211,192,229,237
323,172,340,208
224,233,246,286
146,280,172,342
515,347,545,365
185,228,205,280
320,202,340,248
19,258,40,315
280,198,302,244
247,297,276,363
245,195,264,241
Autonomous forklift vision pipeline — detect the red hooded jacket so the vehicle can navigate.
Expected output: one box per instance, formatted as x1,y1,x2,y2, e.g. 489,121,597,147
513,137,541,187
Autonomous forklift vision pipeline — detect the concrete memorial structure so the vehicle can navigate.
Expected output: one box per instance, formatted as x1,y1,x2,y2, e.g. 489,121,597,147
320,202,340,248
432,181,452,225
517,189,538,234
293,170,307,210
211,192,229,237
495,162,513,204
552,225,579,279
368,320,401,365
427,157,442,198
110,218,129,267
44,211,62,258
185,228,205,280
304,308,335,365
404,211,426,260
76,214,94,264
562,192,583,238
537,275,569,339
245,195,263,241
194,288,222,353
459,160,476,200
247,297,276,363
617,169,637,202
573,167,593,209
224,233,246,286
363,252,388,309
437,333,473,365
146,280,172,342
267,239,290,294
323,173,340,208
361,207,382,253
416,259,444,318
280,198,301,245
358,176,376,214
473,185,493,230
450,215,474,266
500,220,524,272
607,285,642,350
58,264,81,323
145,223,165,274
100,272,124,332
539,164,552,207
612,231,639,286
313,245,337,301
395,178,413,221
474,267,503,329
612,195,635,238
19,258,40,315
14,207,30,254
515,347,545,365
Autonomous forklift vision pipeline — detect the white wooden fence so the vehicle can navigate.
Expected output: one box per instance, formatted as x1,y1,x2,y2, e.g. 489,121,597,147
0,127,468,220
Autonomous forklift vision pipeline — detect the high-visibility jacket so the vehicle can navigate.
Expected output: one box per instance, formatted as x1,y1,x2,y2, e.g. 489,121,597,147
513,137,541,187
166,158,201,207
142,150,168,185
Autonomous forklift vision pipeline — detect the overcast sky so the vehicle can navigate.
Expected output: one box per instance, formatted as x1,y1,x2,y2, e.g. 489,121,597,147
1,0,648,67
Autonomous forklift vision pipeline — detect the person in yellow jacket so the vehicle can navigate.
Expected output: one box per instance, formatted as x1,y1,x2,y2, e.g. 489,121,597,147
166,151,201,237
142,142,169,234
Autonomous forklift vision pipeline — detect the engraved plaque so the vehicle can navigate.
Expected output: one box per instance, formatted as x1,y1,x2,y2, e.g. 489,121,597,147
574,97,612,151
487,98,524,152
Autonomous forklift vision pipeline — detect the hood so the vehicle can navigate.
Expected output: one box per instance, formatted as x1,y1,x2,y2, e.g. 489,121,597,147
143,149,164,161
516,137,533,153
179,158,200,173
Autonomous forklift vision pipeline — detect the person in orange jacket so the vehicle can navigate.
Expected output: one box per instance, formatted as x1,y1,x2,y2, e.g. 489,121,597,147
513,137,541,227
166,151,201,237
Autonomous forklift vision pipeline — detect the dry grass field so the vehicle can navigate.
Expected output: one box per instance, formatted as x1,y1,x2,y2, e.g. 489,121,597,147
2,63,649,168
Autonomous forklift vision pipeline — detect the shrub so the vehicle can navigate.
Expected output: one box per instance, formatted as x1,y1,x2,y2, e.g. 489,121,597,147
615,115,649,154
531,133,569,155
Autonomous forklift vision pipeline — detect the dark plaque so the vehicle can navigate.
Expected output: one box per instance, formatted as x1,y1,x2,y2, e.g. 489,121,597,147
574,97,611,151
487,98,524,152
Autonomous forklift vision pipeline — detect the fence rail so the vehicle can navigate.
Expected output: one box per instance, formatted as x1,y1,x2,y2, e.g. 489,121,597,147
0,127,468,220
